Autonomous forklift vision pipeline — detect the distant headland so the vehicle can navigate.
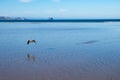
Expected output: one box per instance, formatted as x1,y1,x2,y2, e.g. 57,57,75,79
0,16,120,22
0,16,25,20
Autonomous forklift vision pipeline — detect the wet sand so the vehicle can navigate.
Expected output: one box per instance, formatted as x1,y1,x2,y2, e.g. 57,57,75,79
0,23,120,80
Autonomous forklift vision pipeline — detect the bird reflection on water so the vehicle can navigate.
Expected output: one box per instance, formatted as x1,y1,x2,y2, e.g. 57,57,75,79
27,53,36,62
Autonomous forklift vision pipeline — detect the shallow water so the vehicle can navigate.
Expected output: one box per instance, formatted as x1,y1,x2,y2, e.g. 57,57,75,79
0,22,120,80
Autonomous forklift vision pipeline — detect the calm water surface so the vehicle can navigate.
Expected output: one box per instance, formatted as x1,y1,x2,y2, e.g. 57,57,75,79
0,22,120,80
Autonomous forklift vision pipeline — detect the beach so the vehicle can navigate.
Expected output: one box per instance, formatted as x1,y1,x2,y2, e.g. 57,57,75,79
0,22,120,80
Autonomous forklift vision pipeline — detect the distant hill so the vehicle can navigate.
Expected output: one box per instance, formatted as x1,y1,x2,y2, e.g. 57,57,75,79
0,16,25,20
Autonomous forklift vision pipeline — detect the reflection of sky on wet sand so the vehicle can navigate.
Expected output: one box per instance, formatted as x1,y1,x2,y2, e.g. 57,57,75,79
1,23,120,80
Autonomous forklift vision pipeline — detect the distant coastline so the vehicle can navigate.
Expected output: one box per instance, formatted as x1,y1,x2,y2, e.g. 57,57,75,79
1,19,120,23
0,16,120,22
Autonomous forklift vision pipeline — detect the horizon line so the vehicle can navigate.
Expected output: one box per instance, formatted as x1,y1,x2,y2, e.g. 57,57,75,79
1,19,120,22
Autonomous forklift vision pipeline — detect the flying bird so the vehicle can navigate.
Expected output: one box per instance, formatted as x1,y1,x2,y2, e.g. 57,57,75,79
27,40,36,45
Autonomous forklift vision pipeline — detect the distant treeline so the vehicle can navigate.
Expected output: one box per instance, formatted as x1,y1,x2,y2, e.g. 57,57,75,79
0,19,120,22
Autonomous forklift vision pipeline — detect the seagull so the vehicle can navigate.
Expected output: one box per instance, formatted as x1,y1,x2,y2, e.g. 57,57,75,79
27,40,36,45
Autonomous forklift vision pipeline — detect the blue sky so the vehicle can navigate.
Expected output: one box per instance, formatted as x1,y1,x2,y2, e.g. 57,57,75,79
0,0,120,18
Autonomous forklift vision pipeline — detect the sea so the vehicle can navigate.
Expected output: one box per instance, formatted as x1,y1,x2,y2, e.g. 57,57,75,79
0,22,120,80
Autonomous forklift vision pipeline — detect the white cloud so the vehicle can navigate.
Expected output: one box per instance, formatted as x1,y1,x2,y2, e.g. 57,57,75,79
20,0,32,3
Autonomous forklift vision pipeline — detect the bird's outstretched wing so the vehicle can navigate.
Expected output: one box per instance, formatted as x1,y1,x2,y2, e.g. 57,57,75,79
33,40,36,43
27,40,30,45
